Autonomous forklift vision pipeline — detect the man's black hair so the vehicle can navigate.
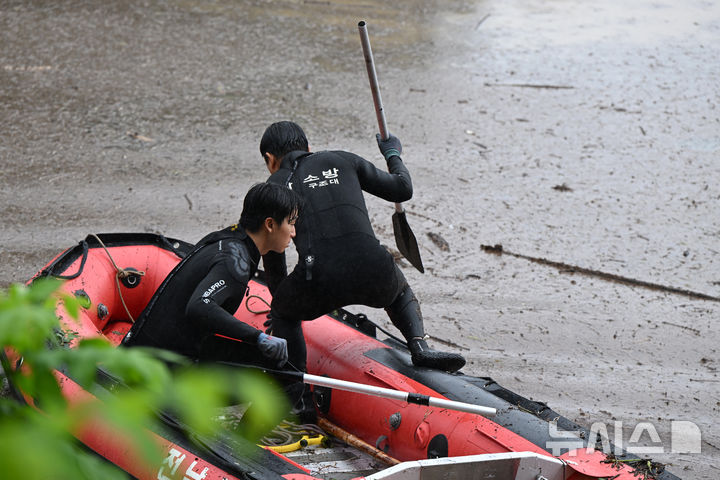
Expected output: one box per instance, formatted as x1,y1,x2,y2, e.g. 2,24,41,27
259,121,309,161
239,182,302,233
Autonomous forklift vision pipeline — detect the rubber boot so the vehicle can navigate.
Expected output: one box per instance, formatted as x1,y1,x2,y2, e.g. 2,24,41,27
385,285,466,372
284,382,317,424
407,337,466,372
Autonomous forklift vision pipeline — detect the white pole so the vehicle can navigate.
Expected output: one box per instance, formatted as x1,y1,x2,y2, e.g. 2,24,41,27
303,373,496,417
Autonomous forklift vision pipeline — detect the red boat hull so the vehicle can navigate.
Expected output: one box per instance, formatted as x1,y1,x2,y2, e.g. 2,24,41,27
4,233,664,480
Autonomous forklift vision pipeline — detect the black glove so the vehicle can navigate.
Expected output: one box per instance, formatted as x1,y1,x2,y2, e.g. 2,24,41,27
257,332,288,367
376,133,402,160
263,313,273,334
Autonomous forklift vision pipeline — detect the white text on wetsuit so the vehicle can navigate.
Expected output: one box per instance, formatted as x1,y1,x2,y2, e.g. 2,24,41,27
202,279,226,303
302,168,340,189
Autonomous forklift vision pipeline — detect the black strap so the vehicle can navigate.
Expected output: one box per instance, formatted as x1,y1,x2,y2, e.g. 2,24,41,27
285,158,299,187
407,393,431,406
41,240,89,280
284,150,312,187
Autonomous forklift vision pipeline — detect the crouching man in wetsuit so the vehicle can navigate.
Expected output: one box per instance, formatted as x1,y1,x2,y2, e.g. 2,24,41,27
123,182,302,369
259,121,466,391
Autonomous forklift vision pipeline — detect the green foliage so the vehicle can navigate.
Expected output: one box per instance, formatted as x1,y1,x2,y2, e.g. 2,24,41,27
0,279,289,479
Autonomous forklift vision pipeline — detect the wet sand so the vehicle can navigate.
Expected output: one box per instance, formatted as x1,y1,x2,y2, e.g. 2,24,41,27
1,1,718,477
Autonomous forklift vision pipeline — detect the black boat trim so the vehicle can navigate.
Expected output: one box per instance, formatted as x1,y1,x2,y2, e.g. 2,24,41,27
363,346,681,480
25,233,680,480
91,366,308,479
35,233,194,281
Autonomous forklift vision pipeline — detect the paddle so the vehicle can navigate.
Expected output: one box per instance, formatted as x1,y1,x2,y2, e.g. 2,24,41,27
358,21,425,274
220,362,496,417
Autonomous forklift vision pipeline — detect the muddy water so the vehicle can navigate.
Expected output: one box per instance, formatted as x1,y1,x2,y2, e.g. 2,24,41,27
1,1,718,477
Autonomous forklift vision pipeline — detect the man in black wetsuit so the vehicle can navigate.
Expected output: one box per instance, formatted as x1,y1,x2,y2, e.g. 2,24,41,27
260,121,466,376
123,182,302,368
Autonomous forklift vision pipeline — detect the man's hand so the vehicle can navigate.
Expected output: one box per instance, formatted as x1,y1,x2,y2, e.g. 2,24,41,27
376,133,402,160
257,332,288,367
263,313,273,334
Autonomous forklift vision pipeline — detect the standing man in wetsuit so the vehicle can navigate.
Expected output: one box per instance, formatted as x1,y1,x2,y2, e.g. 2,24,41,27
123,182,302,369
260,121,466,377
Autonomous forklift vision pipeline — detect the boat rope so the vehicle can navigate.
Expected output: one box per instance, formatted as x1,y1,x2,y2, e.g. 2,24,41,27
245,294,271,314
260,421,327,447
90,234,145,323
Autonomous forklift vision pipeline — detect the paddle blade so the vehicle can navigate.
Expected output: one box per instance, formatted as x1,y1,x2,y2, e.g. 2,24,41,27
392,211,424,273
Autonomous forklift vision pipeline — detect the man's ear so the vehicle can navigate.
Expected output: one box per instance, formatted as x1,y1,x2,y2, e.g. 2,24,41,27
265,153,281,173
263,217,275,233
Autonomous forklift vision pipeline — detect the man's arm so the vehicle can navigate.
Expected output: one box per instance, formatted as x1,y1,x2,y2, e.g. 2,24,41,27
185,243,261,343
350,152,413,203
262,250,288,296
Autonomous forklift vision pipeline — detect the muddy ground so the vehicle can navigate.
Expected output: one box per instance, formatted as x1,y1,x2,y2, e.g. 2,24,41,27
1,0,718,478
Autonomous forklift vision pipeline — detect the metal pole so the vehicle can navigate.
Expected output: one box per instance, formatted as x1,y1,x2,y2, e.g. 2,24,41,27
304,373,496,417
358,21,388,141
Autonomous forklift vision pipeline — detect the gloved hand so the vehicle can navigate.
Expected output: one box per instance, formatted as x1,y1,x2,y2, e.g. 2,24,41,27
263,313,273,334
376,133,402,160
257,332,288,367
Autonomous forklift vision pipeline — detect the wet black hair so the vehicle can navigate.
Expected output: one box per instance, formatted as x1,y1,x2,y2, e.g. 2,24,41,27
239,182,303,233
259,121,309,161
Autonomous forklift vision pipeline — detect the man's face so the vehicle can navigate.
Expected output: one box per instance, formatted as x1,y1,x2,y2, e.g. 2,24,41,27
267,212,297,253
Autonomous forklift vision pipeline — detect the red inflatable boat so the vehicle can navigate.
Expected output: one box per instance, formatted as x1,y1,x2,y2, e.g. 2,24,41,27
3,233,678,480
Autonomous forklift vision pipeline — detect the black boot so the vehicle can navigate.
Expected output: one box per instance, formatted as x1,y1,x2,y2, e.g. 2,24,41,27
386,284,466,373
284,381,317,424
408,337,466,372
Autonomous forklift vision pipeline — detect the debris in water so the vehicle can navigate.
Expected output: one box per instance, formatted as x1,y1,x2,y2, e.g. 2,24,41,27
552,183,573,192
481,244,503,254
475,14,491,30
427,335,468,351
427,232,450,251
602,454,665,480
127,131,154,142
478,244,720,302
484,82,574,90
661,321,700,336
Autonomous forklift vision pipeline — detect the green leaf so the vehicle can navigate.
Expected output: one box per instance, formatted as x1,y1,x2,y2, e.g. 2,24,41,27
28,277,65,302
1,278,290,478
77,337,112,349
59,291,81,320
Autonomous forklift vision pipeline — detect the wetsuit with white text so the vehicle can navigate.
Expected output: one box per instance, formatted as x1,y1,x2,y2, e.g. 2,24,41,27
264,150,416,370
123,225,263,363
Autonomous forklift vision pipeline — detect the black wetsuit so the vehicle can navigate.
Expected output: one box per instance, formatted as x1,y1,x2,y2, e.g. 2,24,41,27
264,150,419,371
123,225,264,364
